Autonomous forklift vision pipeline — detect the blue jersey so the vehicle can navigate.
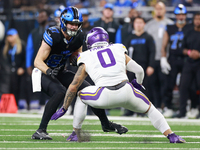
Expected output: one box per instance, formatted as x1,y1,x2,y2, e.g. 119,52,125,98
166,23,193,58
43,26,84,69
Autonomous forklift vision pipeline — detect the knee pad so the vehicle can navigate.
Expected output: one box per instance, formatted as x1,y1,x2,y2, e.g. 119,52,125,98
147,104,170,134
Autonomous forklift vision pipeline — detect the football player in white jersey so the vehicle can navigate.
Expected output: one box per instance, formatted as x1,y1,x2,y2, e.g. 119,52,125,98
51,27,185,143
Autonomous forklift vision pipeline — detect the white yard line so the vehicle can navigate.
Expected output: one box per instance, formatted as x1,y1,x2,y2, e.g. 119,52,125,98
0,148,200,150
1,129,200,133
0,122,200,125
0,134,200,138
0,141,200,144
0,113,200,123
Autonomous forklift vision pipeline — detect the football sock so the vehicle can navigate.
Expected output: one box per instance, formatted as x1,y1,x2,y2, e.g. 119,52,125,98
90,107,109,128
73,97,87,129
39,92,65,130
147,104,170,134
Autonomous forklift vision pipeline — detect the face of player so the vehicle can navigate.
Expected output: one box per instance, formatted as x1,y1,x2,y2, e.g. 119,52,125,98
103,8,113,19
194,14,200,28
134,18,145,32
176,14,186,25
154,3,166,19
62,22,79,38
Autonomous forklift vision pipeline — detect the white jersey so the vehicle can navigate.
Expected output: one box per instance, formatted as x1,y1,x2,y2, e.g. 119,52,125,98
77,43,128,87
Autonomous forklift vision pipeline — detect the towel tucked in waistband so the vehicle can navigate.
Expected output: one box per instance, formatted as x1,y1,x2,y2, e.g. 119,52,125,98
32,68,42,92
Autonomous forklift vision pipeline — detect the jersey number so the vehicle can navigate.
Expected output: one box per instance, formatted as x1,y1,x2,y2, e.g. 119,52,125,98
46,54,70,67
170,32,184,50
97,48,116,68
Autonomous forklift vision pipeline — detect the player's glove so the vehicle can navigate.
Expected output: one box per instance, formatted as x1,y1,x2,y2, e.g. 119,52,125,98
46,65,64,79
131,79,144,90
51,106,67,120
160,57,171,74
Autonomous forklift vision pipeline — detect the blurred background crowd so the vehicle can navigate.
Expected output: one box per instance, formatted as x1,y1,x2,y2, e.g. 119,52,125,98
0,0,200,119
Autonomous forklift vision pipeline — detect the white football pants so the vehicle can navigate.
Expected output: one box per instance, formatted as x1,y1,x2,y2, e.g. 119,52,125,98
73,82,170,134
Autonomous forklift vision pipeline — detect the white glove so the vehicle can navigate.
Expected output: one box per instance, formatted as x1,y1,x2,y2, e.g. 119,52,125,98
160,57,171,74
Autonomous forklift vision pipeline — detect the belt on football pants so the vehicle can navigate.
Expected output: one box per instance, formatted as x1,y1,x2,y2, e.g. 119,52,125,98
104,80,128,90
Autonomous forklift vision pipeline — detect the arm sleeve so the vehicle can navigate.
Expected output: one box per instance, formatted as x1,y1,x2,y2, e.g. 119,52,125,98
126,59,144,84
26,33,34,68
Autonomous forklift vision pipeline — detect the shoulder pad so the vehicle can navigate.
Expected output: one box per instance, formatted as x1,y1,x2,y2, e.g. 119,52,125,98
77,51,88,66
112,43,128,54
43,27,61,47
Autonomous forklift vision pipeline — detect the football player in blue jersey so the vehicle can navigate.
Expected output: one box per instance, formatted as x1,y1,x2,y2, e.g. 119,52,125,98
161,4,194,118
31,6,127,140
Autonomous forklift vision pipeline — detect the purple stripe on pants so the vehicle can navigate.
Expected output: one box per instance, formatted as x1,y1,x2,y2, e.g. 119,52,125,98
128,82,150,105
80,87,105,100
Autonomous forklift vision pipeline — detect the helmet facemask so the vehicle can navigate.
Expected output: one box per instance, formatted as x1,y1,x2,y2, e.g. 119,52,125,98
61,19,82,37
177,19,186,25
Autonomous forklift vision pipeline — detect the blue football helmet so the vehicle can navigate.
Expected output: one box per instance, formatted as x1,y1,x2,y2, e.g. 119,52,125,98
60,6,83,36
174,4,187,15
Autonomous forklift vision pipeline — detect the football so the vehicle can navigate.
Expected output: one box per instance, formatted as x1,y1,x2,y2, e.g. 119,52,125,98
69,51,79,66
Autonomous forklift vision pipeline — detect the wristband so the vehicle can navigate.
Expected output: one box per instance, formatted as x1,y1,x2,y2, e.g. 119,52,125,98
46,68,52,75
187,50,191,56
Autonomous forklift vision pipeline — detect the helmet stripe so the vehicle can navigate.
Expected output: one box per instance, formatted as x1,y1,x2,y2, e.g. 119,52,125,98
71,7,79,19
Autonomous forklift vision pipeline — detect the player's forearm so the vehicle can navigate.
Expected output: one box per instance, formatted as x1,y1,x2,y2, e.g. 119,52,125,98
62,64,87,110
34,58,49,74
63,87,77,110
161,47,167,57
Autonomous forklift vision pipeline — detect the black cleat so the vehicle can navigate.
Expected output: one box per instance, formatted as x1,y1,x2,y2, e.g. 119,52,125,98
102,121,128,135
31,129,52,140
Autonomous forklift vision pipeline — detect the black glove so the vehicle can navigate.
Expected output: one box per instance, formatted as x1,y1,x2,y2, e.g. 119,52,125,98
46,65,63,79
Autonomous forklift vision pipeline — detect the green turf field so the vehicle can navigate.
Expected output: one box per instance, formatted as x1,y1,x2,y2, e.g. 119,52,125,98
0,113,200,150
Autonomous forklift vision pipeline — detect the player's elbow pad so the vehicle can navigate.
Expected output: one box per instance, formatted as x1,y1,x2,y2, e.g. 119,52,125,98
126,59,144,84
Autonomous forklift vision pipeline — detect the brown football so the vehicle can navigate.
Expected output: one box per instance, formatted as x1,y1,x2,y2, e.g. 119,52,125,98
69,51,79,64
